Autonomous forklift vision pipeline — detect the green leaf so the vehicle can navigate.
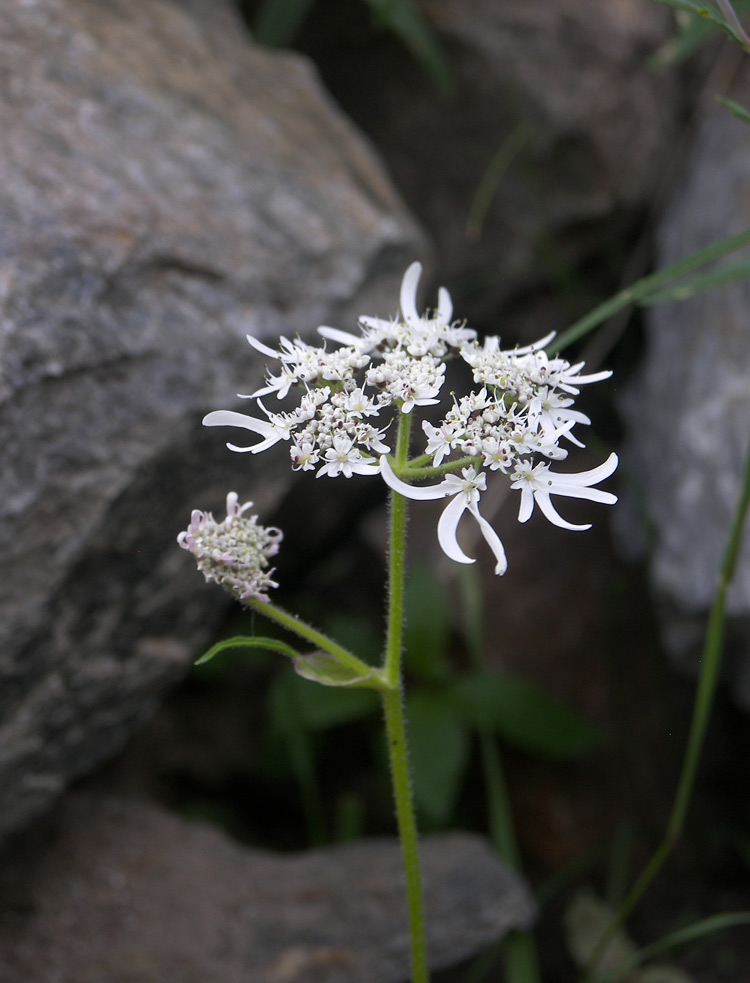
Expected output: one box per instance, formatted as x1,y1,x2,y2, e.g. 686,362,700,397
406,690,469,824
195,635,301,666
452,671,602,758
280,670,379,731
650,11,720,67
717,94,750,124
252,0,317,47
323,612,382,666
364,0,454,96
266,671,327,844
650,0,750,50
294,650,379,688
404,565,453,683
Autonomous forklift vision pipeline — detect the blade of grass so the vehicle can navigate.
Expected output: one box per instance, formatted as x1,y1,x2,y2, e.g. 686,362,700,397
639,257,750,304
465,125,530,242
551,227,750,353
717,93,750,122
456,566,541,983
581,433,750,980
592,911,750,982
365,0,454,95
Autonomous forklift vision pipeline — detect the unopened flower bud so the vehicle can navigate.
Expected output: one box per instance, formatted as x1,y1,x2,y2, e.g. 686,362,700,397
178,492,282,602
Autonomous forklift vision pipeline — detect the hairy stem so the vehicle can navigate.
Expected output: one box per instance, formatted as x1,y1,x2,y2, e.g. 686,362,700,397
383,409,429,982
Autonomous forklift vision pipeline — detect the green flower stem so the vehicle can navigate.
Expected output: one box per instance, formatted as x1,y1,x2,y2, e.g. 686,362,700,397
247,597,387,687
400,454,482,481
382,686,429,983
582,433,750,982
384,411,413,687
383,409,429,983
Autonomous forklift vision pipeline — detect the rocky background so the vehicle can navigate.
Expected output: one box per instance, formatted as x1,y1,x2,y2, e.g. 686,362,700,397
1,0,749,980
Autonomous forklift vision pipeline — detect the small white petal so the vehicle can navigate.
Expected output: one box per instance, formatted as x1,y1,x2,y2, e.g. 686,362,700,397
517,485,535,524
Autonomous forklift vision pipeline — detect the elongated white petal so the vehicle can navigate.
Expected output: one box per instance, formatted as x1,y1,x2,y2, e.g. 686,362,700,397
544,453,618,487
437,286,452,323
400,262,422,325
203,410,274,434
564,365,612,385
246,334,280,359
467,503,508,575
317,326,361,347
533,490,591,531
359,315,393,331
546,483,618,505
379,456,452,500
203,410,283,453
514,331,557,355
437,494,475,564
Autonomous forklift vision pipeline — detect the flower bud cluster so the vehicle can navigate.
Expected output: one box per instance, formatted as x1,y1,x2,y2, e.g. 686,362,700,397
178,493,282,602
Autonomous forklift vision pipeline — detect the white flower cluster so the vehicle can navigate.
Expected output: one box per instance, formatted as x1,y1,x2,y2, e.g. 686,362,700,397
178,492,282,601
204,263,618,574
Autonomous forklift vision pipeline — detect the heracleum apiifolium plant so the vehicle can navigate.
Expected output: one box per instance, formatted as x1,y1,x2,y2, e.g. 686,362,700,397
179,263,618,983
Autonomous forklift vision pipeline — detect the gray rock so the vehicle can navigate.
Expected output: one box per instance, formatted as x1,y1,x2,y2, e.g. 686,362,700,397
307,0,679,320
0,793,535,983
616,103,750,704
0,0,425,842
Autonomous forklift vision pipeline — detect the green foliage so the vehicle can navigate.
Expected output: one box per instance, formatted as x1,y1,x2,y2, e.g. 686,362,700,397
403,564,453,683
293,650,379,688
551,228,750,354
271,667,379,732
452,671,602,758
252,0,316,46
195,634,301,666
401,564,601,826
406,690,469,825
716,94,750,123
651,0,750,65
323,611,382,666
252,0,453,94
363,0,454,95
651,0,750,53
222,563,600,841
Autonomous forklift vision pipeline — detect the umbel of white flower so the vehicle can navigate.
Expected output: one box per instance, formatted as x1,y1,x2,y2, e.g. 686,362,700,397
203,264,618,574
178,492,282,601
